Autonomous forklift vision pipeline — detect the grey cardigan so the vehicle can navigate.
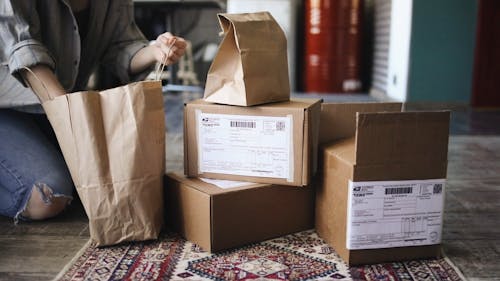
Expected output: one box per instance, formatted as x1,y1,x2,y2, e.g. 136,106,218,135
0,0,150,109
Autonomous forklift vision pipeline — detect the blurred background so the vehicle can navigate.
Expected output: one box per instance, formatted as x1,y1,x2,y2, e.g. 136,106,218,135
130,0,498,108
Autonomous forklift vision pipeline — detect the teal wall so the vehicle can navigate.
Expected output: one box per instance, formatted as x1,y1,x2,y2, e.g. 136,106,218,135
407,0,477,103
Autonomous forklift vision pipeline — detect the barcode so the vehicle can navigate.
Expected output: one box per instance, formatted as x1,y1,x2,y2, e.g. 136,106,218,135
385,187,413,195
276,121,286,131
433,184,443,194
230,121,256,128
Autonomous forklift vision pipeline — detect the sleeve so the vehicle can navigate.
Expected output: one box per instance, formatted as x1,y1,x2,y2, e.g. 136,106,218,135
101,0,151,83
0,0,56,86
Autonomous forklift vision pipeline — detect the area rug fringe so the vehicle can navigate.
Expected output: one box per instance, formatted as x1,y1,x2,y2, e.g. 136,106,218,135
52,239,93,281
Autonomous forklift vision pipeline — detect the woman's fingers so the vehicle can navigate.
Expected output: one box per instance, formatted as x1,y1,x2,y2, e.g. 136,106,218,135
157,32,187,64
155,33,187,65
174,39,187,56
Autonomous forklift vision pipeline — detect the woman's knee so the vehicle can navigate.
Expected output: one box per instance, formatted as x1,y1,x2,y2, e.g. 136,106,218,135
0,109,74,221
21,183,72,220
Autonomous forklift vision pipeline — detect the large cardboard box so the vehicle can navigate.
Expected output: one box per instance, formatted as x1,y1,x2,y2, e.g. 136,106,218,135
165,173,315,252
316,103,450,265
184,98,322,186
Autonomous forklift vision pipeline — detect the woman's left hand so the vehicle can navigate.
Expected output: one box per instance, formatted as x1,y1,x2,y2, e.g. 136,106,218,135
152,32,187,65
130,32,188,74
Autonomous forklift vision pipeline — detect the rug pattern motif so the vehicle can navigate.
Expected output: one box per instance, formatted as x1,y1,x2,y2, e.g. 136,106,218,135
349,259,465,281
57,230,464,281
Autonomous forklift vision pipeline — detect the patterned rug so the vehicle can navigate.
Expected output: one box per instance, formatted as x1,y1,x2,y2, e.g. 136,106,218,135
54,230,465,281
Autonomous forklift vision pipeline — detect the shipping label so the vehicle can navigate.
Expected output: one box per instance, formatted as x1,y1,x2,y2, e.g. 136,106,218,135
196,111,293,181
346,179,445,250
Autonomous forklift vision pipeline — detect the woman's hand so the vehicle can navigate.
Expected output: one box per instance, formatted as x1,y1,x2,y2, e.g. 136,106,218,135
152,32,187,66
130,32,187,75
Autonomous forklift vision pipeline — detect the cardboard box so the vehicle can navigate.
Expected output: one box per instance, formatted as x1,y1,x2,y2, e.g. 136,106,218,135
184,98,322,186
316,103,450,265
319,102,403,145
165,173,315,252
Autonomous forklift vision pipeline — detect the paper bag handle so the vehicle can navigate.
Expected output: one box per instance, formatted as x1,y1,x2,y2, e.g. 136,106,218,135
153,37,177,81
22,66,54,102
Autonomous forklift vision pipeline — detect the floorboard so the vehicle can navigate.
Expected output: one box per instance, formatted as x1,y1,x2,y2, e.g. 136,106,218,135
0,198,89,281
442,135,500,280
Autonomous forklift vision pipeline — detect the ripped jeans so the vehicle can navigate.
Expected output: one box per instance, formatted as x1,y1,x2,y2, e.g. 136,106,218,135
0,109,73,222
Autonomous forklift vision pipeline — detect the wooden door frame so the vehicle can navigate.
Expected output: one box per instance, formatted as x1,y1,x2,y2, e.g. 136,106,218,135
471,0,500,107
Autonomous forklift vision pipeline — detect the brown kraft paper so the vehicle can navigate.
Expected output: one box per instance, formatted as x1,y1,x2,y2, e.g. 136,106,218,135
42,81,165,246
204,11,290,106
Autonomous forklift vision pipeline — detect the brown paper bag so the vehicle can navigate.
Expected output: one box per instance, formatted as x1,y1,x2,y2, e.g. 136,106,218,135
42,81,165,246
204,11,290,106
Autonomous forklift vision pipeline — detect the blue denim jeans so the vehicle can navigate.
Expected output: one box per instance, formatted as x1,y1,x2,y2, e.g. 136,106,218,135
0,109,73,221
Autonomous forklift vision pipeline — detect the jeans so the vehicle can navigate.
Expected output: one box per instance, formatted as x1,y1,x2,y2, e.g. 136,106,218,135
0,109,73,221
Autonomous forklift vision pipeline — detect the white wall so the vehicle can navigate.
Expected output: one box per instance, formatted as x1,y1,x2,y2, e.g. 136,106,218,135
386,0,412,101
227,0,300,91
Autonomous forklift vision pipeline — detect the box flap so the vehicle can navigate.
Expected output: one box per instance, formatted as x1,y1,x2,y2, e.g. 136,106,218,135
167,173,266,195
302,100,322,184
320,102,402,145
323,137,356,166
353,111,450,179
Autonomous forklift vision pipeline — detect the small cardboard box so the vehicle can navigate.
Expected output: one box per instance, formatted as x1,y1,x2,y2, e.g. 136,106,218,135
316,103,450,265
184,98,322,186
165,173,315,252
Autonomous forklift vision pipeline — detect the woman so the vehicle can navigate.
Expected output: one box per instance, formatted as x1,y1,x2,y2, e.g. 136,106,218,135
0,0,186,222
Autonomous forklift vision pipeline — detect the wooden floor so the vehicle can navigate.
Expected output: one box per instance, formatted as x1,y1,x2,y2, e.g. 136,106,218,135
444,135,500,281
0,95,499,281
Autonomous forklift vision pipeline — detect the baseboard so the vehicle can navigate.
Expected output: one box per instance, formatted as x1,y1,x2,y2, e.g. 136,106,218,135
403,101,469,112
369,88,398,102
368,88,470,112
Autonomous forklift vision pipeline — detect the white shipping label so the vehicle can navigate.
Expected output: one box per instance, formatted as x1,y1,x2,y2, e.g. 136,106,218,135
197,112,293,180
346,179,445,250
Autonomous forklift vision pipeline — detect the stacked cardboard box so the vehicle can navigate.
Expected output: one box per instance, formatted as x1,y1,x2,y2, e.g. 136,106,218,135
165,173,314,252
164,11,452,262
168,99,321,252
316,103,450,265
164,12,321,253
184,98,322,186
